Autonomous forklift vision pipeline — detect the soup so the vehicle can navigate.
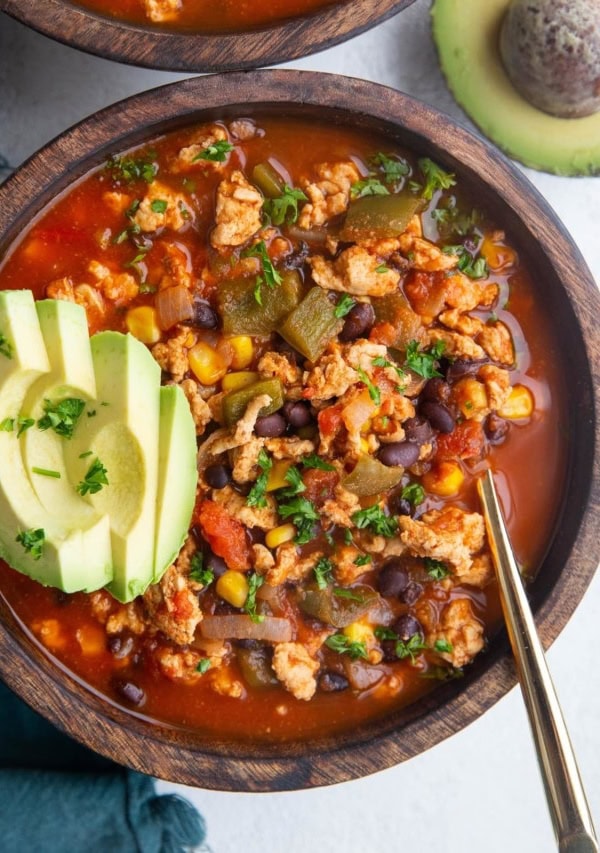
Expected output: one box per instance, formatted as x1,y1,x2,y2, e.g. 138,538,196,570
71,0,344,31
0,116,565,741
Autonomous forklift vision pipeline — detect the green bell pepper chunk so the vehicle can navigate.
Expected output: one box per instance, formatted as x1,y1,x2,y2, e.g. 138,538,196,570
252,162,285,199
342,455,404,496
340,192,425,242
298,585,379,628
222,378,284,427
279,287,343,362
372,291,422,348
218,270,303,336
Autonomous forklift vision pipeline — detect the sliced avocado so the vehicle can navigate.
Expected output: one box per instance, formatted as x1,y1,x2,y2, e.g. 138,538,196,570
431,0,600,175
0,291,112,593
153,384,197,582
67,331,161,603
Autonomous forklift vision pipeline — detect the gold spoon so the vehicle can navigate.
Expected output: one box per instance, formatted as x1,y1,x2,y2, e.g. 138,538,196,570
477,469,598,853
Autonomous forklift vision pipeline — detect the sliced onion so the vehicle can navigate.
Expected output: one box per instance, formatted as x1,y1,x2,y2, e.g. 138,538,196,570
341,388,377,433
200,615,293,643
155,284,194,330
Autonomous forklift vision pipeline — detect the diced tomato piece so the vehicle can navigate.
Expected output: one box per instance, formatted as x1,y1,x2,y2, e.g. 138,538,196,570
436,420,485,461
302,468,339,508
404,270,447,318
196,500,251,571
317,404,343,438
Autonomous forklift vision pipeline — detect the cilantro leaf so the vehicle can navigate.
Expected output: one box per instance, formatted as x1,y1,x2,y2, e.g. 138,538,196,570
370,152,410,185
425,557,451,580
193,140,235,163
246,449,272,508
418,157,456,201
150,198,167,214
196,658,211,674
16,417,34,437
351,505,398,538
350,178,389,199
395,633,428,663
16,528,45,561
189,552,214,586
37,397,86,439
334,294,356,319
401,482,425,507
244,240,282,305
106,154,157,184
325,633,368,660
314,556,334,589
77,458,109,496
356,367,381,406
0,417,14,432
353,554,372,567
278,496,319,544
371,355,407,384
277,465,305,498
243,572,265,623
434,638,454,654
301,454,335,472
263,185,308,226
404,339,445,379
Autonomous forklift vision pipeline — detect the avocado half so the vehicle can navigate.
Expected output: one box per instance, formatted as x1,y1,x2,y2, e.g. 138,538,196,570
431,0,600,176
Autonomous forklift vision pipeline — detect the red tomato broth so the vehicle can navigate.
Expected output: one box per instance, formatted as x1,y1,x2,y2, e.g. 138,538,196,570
71,0,345,32
0,117,567,741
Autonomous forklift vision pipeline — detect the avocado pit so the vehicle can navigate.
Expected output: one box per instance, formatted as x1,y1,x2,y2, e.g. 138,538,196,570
500,0,600,118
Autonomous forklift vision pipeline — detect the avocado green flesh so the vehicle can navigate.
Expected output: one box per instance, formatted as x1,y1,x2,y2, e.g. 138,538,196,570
431,0,600,176
153,384,197,583
0,292,112,593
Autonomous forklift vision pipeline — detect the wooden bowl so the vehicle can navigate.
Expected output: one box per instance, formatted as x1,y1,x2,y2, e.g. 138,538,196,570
0,71,598,792
0,0,416,72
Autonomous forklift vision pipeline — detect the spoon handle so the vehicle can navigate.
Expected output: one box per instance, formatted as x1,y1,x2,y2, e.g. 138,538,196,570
478,470,598,853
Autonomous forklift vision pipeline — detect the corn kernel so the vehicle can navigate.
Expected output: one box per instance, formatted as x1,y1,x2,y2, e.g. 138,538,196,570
75,624,106,656
343,621,375,646
228,336,254,370
221,371,260,393
360,437,371,455
265,523,297,549
499,384,534,419
266,459,293,492
189,341,229,385
481,235,516,271
125,305,161,344
454,377,489,419
216,570,249,608
422,461,465,496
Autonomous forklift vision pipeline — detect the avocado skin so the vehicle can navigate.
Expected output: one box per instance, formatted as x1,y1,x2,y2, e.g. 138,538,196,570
431,0,600,176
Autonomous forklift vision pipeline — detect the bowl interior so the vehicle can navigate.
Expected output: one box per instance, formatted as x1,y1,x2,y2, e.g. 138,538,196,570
1,0,417,72
0,70,598,791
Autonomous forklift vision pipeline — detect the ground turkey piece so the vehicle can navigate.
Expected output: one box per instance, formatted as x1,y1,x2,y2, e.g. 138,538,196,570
151,326,193,383
298,161,360,229
144,0,181,21
143,565,203,646
210,171,263,249
133,181,193,232
309,247,400,297
175,124,230,172
429,599,485,668
272,642,320,701
399,507,485,576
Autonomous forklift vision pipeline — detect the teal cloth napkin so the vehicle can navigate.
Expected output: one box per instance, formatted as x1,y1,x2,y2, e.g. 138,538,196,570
0,680,207,853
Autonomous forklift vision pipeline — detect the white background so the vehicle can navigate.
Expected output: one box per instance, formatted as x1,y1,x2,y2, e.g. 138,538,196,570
0,2,598,851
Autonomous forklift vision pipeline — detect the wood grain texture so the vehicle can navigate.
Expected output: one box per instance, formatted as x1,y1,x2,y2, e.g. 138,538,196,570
0,71,598,792
0,0,416,72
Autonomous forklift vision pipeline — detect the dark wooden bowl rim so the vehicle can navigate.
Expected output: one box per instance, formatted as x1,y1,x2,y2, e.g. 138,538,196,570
0,70,598,792
0,0,416,72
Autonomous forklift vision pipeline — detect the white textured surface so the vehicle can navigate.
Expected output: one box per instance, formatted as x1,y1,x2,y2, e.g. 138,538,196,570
0,2,598,851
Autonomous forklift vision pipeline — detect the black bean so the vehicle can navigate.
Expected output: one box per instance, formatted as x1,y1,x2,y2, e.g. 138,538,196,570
247,527,266,547
420,400,456,434
399,581,423,605
205,463,232,489
282,241,309,270
387,488,413,516
403,416,434,445
381,640,400,662
235,639,263,651
108,634,134,660
338,302,375,342
445,358,488,383
421,377,451,404
378,441,420,468
273,335,301,365
319,672,350,693
377,559,409,597
392,614,423,641
485,413,510,444
255,412,287,437
283,401,312,428
205,552,227,578
190,298,219,329
115,680,145,707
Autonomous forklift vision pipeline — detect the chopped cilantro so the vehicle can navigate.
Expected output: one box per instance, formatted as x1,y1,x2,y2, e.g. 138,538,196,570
356,367,381,406
425,558,451,580
244,240,282,305
31,467,61,479
333,588,365,602
395,633,428,663
418,157,456,201
37,397,86,439
0,332,13,360
243,572,265,623
375,264,389,274
196,658,211,674
401,482,426,507
277,465,305,498
372,355,407,384
77,457,109,496
0,417,14,432
301,454,335,472
278,496,319,545
353,554,372,567
263,185,308,226
374,626,398,641
325,633,368,660
405,339,445,379
246,449,272,508
343,528,354,545
370,152,410,184
150,199,168,214
79,451,93,459
314,556,334,590
334,293,356,319
352,505,398,538
16,417,34,438
434,638,454,654
106,154,157,184
432,203,481,238
350,177,389,199
16,528,45,561
443,244,489,279
193,140,235,163
189,553,214,586
253,278,263,305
